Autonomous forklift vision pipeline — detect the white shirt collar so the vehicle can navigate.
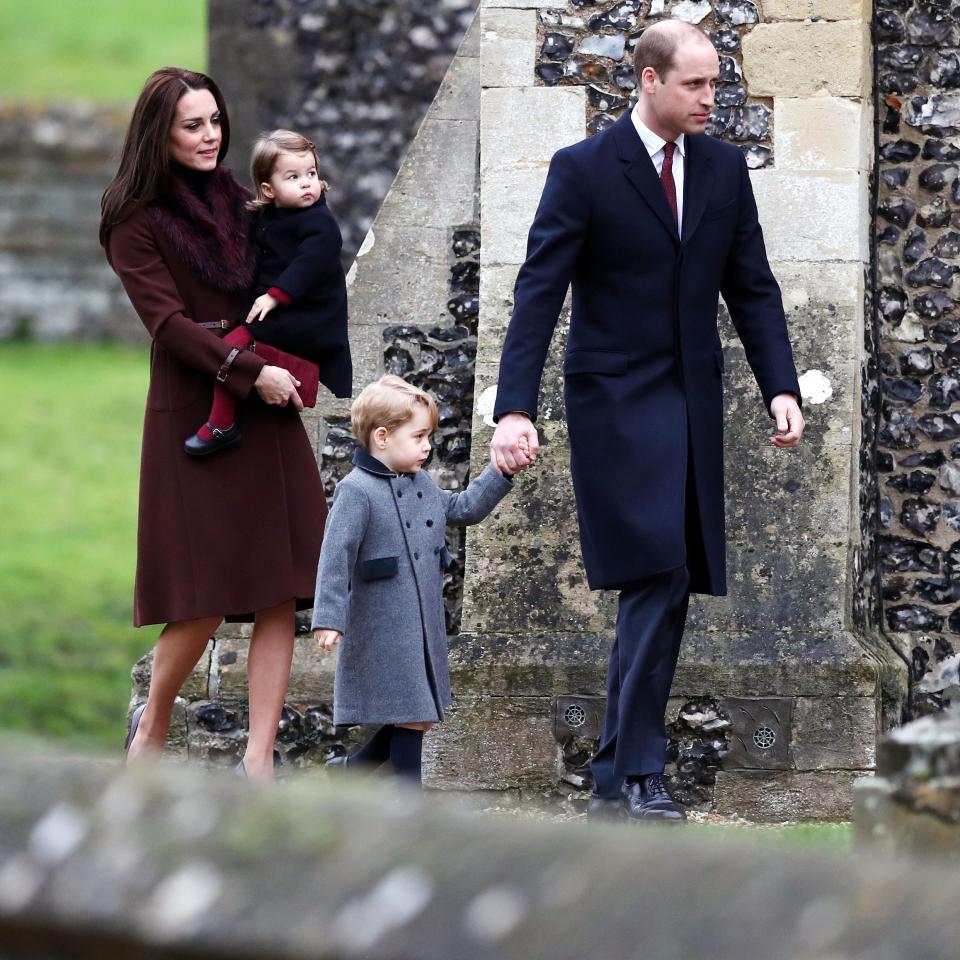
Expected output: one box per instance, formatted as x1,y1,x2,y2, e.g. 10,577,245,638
630,106,686,159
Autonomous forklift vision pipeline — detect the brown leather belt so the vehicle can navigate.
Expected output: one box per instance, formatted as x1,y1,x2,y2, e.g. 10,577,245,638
198,319,235,330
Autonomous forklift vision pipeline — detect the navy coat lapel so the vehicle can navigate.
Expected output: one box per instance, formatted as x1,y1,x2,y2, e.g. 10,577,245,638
612,112,679,244
680,134,714,247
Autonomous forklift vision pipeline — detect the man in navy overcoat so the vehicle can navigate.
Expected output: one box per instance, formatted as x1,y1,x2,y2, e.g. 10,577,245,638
490,21,805,821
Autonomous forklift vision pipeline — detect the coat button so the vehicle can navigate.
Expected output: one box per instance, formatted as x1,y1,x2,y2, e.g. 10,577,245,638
397,491,403,498
414,551,420,560
433,546,440,554
406,520,411,528
426,519,434,527
417,492,423,498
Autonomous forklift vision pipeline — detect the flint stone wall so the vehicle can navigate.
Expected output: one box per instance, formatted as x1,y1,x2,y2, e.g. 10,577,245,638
871,0,960,716
2,747,960,960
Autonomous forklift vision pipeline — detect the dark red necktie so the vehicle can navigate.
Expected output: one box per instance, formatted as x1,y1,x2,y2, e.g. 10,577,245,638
661,141,678,227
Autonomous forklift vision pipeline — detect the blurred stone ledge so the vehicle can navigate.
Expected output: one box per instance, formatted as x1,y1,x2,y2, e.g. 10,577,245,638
1,746,960,960
855,708,960,856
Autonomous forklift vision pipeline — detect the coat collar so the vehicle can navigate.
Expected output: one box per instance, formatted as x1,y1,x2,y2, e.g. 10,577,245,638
611,111,714,248
352,447,400,478
147,165,256,294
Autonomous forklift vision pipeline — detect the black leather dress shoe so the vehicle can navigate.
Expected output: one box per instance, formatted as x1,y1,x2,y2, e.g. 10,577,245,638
621,774,687,823
184,423,241,457
586,794,624,821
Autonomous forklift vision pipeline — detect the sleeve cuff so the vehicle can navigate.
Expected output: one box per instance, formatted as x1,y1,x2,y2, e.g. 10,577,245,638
268,286,292,306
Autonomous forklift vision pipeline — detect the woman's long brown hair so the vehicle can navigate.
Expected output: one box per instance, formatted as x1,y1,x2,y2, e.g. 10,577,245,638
99,67,231,258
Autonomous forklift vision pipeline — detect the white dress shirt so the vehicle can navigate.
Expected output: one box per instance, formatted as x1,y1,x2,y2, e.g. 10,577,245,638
631,106,686,233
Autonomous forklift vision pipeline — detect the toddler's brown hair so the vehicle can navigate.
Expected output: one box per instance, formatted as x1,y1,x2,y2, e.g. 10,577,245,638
351,375,439,450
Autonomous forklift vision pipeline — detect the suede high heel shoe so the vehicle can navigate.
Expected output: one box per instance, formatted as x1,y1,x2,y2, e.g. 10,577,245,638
123,703,147,759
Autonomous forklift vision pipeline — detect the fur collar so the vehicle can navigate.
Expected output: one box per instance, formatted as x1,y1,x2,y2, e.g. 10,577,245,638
148,166,256,294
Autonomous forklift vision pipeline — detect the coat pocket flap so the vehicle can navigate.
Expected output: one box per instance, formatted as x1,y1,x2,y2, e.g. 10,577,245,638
357,556,399,581
564,350,629,376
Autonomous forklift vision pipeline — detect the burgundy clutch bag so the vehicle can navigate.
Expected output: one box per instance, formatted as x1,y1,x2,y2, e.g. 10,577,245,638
248,342,320,409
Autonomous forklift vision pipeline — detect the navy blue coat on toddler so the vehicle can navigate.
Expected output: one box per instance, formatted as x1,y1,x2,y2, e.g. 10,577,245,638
251,194,352,398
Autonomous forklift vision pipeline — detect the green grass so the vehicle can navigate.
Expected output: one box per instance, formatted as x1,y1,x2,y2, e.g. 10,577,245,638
697,821,853,850
0,0,206,102
0,343,159,747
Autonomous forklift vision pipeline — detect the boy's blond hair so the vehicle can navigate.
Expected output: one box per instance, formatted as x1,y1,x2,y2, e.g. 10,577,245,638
247,129,328,211
351,375,439,450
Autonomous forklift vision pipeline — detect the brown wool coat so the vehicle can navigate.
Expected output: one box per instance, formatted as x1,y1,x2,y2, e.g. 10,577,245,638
108,167,327,627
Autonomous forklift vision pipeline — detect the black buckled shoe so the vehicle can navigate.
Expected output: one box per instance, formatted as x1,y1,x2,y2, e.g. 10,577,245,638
586,793,625,822
621,774,687,823
184,423,241,457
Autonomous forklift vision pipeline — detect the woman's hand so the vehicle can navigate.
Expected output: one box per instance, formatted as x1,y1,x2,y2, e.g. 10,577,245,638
314,628,342,650
255,365,304,411
246,292,278,324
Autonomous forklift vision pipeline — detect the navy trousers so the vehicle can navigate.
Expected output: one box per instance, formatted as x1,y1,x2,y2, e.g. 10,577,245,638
589,566,691,797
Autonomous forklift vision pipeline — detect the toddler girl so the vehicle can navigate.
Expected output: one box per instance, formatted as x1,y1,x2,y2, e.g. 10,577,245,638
185,129,352,455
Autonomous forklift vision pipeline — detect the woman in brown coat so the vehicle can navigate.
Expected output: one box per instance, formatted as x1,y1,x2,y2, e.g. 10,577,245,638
100,68,328,780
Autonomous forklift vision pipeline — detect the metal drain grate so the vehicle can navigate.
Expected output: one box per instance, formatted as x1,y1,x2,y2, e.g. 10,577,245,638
721,697,793,770
753,725,777,750
553,696,604,740
563,703,587,728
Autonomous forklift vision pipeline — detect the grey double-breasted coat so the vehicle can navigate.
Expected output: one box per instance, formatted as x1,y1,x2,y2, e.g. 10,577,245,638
312,448,513,725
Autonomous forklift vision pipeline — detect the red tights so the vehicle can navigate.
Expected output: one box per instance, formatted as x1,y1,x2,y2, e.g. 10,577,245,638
196,326,253,441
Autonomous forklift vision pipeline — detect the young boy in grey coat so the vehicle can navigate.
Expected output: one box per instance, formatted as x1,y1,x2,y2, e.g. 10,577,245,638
312,375,519,784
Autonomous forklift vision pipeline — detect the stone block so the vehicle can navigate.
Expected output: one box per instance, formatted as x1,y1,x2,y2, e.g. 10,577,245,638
430,38,480,122
480,86,586,177
480,8,536,88
378,117,479,227
713,769,860,820
791,697,878,770
462,421,611,634
479,89,583,266
130,644,211,702
425,695,559,789
348,224,458,327
761,0,868,18
750,169,868,262
215,636,335,704
480,167,549,265
775,97,871,172
477,262,519,345
855,775,960,856
741,21,870,99
449,631,611,697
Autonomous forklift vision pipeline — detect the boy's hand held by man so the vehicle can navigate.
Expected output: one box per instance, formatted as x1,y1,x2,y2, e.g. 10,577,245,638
314,628,342,650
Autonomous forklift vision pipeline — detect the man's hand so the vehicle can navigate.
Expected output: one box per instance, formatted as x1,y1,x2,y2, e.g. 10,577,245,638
769,393,804,448
491,412,539,475
246,293,278,324
314,628,342,651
